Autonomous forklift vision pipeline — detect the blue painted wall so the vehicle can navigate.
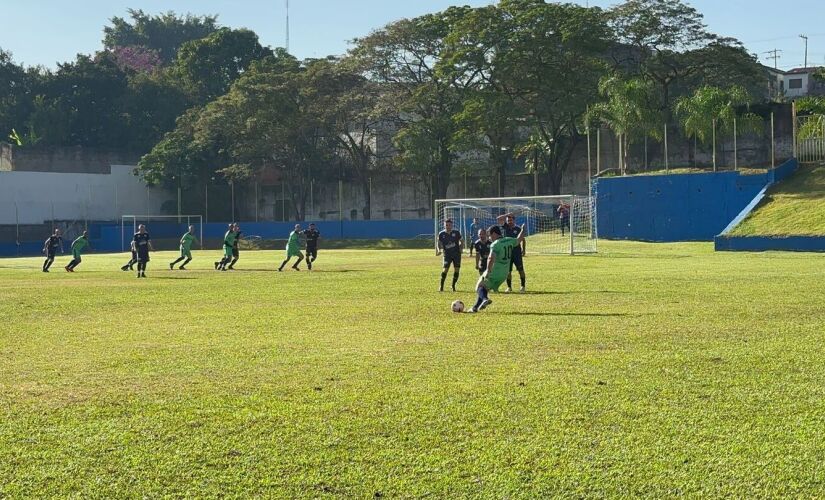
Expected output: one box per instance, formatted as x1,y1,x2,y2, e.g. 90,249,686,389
594,159,798,242
1,219,435,257
715,235,825,252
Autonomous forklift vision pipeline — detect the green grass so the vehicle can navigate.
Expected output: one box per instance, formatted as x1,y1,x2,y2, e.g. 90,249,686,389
2,242,825,497
730,163,825,236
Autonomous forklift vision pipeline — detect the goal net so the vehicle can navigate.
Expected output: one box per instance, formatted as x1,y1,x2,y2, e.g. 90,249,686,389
120,215,203,252
434,195,597,255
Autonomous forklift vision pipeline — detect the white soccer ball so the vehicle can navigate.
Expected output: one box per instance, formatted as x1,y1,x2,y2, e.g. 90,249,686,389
451,300,465,313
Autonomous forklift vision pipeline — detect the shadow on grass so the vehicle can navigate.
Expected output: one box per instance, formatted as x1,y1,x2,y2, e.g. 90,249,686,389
496,311,633,317
505,290,629,295
308,269,364,273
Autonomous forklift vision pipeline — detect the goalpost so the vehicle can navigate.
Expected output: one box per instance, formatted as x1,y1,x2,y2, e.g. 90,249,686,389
434,195,597,255
120,215,204,252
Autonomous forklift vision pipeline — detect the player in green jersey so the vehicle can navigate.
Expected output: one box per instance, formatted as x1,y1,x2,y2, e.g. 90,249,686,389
469,224,526,313
215,223,237,271
65,230,91,272
170,225,198,270
278,224,305,271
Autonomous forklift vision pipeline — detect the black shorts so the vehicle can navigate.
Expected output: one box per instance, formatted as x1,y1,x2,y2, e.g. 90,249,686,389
509,249,524,273
477,259,487,275
306,246,317,259
443,252,461,269
46,250,57,259
137,250,150,263
232,247,239,258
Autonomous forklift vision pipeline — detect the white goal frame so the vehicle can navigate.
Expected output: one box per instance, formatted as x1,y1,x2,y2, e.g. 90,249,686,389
434,195,597,255
120,215,204,252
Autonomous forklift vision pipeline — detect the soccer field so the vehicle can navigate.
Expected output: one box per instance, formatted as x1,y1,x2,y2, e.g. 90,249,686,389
1,242,824,497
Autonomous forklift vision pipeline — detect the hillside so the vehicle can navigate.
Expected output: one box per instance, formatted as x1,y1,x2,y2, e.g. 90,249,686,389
729,163,825,236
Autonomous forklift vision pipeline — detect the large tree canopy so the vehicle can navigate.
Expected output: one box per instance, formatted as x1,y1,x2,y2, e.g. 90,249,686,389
3,2,770,210
103,9,219,64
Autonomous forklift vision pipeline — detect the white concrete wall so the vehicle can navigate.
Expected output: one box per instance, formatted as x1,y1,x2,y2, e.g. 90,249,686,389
784,73,809,98
0,165,172,224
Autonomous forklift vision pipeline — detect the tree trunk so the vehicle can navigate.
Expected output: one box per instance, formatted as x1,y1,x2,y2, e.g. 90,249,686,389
490,148,508,197
361,177,371,220
433,140,452,201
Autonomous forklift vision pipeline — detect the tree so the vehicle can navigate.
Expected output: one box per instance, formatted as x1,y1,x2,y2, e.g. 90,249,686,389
173,28,273,103
307,58,388,219
103,9,219,64
348,6,474,202
0,49,34,143
674,85,762,169
27,53,129,148
472,0,611,194
610,0,764,120
441,3,524,196
589,75,661,174
144,51,336,221
121,70,192,152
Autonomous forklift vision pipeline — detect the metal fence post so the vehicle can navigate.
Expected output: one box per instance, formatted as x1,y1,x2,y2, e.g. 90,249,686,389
569,196,575,256
733,117,738,171
712,119,717,172
792,101,798,158
771,112,776,169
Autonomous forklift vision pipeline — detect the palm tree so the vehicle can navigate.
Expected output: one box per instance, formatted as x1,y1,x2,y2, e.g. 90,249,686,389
588,76,661,175
674,85,761,171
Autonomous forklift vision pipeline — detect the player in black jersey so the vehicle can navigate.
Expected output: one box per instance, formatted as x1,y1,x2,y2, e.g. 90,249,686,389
473,228,491,276
42,229,64,272
436,219,463,292
302,223,321,270
133,224,154,278
496,213,527,292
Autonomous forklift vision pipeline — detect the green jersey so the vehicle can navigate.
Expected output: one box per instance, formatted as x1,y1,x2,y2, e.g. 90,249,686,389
223,230,237,248
286,231,300,251
181,232,196,250
488,237,519,282
71,236,89,253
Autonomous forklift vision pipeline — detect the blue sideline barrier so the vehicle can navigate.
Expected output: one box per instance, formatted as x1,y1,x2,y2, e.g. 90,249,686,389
715,235,825,252
1,219,435,257
594,159,799,242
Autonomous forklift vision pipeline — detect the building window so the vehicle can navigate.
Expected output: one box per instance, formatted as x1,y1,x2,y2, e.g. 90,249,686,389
789,78,803,89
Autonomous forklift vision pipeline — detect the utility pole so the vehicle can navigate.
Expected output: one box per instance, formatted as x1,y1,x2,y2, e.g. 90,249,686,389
800,34,809,68
764,49,782,69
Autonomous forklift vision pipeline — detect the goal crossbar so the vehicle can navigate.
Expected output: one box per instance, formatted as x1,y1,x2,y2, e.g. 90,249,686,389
434,195,597,255
120,214,204,252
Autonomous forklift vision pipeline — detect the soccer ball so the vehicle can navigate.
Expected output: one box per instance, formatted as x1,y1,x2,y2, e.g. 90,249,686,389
451,300,465,313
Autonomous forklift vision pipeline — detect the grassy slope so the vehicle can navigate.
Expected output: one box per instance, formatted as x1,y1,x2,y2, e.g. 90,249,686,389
1,243,825,497
730,163,825,236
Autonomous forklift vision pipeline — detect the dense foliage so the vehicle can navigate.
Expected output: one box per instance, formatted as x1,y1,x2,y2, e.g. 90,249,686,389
1,0,767,208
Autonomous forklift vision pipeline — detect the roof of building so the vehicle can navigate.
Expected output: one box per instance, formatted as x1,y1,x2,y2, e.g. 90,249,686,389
786,67,822,75
762,64,787,75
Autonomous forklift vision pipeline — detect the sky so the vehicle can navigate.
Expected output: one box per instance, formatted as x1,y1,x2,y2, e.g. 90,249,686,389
1,0,824,71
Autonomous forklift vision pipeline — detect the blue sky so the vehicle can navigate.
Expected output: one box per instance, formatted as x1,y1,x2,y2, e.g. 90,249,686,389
1,0,824,71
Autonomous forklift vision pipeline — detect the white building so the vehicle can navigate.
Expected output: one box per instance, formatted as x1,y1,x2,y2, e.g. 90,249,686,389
782,67,825,99
0,165,170,225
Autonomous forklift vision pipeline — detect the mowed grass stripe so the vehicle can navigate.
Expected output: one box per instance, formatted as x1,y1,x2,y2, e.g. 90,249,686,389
1,242,824,497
